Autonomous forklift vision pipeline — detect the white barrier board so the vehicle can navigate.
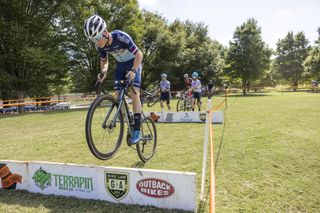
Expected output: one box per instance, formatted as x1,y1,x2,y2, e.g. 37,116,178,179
145,111,223,124
0,160,28,190
0,160,196,212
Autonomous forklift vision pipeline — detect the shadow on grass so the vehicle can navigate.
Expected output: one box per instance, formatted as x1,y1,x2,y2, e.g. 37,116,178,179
0,189,187,213
225,93,272,98
131,161,145,168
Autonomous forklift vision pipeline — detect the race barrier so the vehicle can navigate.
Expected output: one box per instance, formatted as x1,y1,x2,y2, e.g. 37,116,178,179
0,160,196,212
144,111,224,124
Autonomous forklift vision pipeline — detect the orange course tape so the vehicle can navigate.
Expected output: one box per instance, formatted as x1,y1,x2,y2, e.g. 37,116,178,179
209,110,216,213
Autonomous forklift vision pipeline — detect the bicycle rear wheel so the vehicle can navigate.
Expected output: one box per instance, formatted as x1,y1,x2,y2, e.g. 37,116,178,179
85,94,124,160
147,95,159,107
137,116,157,162
176,98,186,111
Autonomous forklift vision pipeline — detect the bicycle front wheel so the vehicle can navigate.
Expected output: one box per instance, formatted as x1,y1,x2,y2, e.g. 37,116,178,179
176,98,186,112
85,94,124,160
137,116,157,162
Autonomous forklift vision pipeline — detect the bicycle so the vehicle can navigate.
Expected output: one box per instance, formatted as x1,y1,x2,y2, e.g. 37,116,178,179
176,91,192,112
85,78,157,162
140,82,160,107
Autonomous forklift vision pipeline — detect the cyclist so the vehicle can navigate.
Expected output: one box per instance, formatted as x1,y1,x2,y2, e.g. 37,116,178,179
311,80,318,92
84,15,143,144
159,73,171,112
207,80,214,98
188,72,202,111
183,73,193,106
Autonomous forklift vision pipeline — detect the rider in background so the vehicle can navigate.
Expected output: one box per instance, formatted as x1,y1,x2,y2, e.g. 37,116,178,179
207,80,214,98
159,73,171,113
184,73,193,104
189,72,202,111
84,15,143,144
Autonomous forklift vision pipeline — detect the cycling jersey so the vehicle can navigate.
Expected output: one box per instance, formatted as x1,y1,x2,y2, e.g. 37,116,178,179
98,30,138,62
185,78,193,88
191,79,202,93
160,80,170,92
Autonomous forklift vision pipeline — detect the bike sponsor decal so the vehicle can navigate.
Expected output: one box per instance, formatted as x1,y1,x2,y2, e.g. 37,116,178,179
32,167,93,193
0,164,22,189
150,112,160,122
180,112,193,122
136,178,174,198
105,172,129,200
199,113,206,122
165,113,173,122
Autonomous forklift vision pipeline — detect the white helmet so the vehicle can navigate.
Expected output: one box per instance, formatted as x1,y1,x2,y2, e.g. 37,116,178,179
183,74,188,78
84,15,107,42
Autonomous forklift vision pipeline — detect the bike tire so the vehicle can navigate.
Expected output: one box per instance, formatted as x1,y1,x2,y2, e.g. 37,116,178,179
147,96,159,107
176,98,186,112
137,116,157,162
85,94,124,160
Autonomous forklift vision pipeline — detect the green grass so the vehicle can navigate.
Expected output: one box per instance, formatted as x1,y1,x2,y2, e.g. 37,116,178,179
0,92,319,212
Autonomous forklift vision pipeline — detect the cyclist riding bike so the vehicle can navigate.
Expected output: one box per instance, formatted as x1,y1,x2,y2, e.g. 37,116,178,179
183,73,193,103
159,73,171,112
188,72,202,111
84,15,143,144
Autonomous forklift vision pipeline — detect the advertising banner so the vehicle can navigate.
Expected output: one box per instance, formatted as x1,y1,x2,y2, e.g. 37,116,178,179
145,111,223,123
0,160,28,190
1,160,197,211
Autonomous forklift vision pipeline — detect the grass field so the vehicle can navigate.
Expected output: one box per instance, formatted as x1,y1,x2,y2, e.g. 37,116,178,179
0,91,319,212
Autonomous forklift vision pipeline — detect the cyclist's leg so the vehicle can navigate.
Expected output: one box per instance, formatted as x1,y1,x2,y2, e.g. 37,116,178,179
166,92,171,111
160,92,165,112
197,92,202,111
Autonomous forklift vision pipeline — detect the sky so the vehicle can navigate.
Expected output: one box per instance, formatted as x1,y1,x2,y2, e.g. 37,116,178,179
137,0,320,49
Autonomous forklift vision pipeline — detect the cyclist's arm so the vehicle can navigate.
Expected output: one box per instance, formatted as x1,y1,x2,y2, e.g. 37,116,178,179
100,59,108,74
132,49,143,71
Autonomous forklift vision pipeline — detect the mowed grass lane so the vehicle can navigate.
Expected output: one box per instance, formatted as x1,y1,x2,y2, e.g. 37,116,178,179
0,92,319,212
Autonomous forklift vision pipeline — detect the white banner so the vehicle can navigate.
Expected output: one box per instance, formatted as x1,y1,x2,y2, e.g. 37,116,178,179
145,111,223,124
0,160,196,212
0,160,28,190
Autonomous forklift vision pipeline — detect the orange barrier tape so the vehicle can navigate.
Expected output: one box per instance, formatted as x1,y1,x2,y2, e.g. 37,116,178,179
209,110,215,213
0,100,63,107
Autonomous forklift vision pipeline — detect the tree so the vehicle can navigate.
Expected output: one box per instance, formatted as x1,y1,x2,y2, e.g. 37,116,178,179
224,18,271,95
0,0,69,112
303,28,320,81
275,31,309,89
60,0,143,93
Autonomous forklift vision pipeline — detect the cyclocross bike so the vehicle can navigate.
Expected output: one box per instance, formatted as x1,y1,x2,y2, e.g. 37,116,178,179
176,91,192,112
140,81,160,107
85,78,157,162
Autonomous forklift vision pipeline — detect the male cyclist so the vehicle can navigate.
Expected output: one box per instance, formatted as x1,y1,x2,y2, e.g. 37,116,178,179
188,72,202,111
84,15,143,144
207,80,214,98
159,73,171,112
183,73,193,106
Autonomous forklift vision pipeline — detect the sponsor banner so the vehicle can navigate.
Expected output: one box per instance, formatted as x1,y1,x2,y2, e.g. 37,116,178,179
146,111,223,123
1,161,196,211
99,167,196,211
0,160,28,190
28,162,98,200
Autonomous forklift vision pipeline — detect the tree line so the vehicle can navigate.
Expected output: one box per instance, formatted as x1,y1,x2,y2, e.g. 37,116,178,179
0,0,319,101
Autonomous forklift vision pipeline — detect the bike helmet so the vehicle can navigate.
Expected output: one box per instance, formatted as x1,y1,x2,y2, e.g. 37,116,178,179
209,80,213,83
192,72,199,78
84,15,107,43
161,73,167,78
183,74,188,78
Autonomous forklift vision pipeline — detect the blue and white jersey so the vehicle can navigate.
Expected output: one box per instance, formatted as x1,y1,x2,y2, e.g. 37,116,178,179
160,80,170,92
192,79,202,93
98,30,138,63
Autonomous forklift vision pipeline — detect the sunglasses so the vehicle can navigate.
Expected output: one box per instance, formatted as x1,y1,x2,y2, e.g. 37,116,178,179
90,34,103,43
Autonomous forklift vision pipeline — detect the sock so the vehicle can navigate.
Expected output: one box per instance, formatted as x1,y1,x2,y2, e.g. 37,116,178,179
134,113,141,131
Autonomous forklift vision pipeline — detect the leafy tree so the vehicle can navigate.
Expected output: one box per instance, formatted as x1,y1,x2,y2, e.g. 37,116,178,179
0,0,69,112
60,0,143,93
275,31,309,89
303,28,320,81
224,18,271,95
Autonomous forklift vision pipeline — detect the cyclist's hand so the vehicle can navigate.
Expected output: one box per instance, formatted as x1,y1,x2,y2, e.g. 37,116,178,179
126,71,136,80
97,72,106,83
